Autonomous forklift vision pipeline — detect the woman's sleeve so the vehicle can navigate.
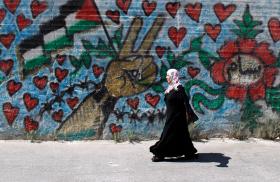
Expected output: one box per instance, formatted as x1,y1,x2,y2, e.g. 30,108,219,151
180,86,199,122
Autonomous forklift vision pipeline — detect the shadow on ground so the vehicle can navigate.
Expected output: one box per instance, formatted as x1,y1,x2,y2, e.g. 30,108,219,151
163,153,231,167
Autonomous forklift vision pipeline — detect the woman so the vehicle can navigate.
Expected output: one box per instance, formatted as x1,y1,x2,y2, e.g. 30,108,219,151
150,69,198,162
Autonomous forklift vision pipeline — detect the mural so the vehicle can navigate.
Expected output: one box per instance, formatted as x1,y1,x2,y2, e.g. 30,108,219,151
0,0,279,140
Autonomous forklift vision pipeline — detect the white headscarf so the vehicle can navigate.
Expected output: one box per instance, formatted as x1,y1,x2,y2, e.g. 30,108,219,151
164,69,182,94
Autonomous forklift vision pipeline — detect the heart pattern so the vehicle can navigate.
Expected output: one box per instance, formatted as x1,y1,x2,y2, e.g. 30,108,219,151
4,0,21,14
145,93,160,108
31,0,48,19
116,0,132,14
155,46,166,58
185,3,202,23
166,2,180,18
23,93,39,111
126,97,139,110
3,102,19,126
188,66,200,78
92,64,104,78
66,97,79,110
214,3,236,23
109,123,122,133
24,116,39,132
268,18,280,42
33,75,48,90
168,27,187,47
0,9,6,23
204,23,221,41
7,80,22,96
52,109,63,122
0,59,14,76
17,13,32,31
106,10,120,24
0,33,15,49
49,82,59,93
56,55,66,66
142,0,157,16
55,68,68,82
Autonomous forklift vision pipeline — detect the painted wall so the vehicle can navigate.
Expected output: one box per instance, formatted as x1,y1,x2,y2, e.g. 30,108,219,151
0,0,279,140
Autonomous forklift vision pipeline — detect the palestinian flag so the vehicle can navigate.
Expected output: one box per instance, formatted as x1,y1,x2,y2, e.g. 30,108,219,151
17,0,103,78
63,0,102,35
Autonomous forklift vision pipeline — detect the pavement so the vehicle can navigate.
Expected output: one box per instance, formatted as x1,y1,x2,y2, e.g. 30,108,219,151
0,138,279,182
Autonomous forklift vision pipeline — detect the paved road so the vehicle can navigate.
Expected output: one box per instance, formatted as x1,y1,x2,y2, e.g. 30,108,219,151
0,138,279,182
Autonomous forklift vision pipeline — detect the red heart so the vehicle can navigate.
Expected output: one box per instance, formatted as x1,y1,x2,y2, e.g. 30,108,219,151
204,23,221,41
145,93,160,108
0,33,15,49
110,123,122,133
213,3,236,23
56,55,66,65
106,10,120,24
185,3,202,23
3,102,19,126
3,0,20,14
0,59,13,75
66,97,79,110
33,75,48,90
92,64,104,78
168,27,187,47
126,97,139,110
23,93,38,111
24,116,39,132
30,0,47,19
268,18,280,42
49,82,59,93
188,66,200,78
7,80,22,96
0,9,6,23
142,0,157,16
155,46,166,58
166,2,180,18
55,68,68,82
16,13,32,31
52,109,63,122
116,0,132,14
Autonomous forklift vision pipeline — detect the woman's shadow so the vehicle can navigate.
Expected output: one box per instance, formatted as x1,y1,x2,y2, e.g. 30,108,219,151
163,153,231,167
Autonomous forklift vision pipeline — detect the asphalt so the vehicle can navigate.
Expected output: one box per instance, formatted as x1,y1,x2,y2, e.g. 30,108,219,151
0,138,279,182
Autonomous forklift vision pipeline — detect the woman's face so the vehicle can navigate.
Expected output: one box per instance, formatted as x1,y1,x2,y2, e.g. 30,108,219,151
166,74,172,84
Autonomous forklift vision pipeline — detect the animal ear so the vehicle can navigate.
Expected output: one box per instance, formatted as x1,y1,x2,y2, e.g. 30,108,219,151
119,17,143,58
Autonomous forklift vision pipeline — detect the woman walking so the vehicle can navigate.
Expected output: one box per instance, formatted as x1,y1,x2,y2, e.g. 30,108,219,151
150,69,199,162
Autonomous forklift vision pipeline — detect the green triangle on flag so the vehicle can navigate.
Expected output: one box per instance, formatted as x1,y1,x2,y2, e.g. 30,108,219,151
76,0,102,23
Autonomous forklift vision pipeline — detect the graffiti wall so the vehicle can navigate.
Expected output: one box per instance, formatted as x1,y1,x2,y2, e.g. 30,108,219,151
0,0,279,140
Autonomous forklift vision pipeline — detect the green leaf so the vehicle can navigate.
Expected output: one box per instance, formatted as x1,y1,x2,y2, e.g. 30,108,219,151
90,38,116,59
112,26,123,50
160,64,168,82
173,56,192,70
81,39,94,51
243,5,253,26
248,20,262,28
69,55,82,70
190,36,203,52
198,50,212,69
233,20,245,29
266,87,280,112
275,53,280,68
192,93,225,114
246,29,263,39
166,48,175,66
152,84,165,93
81,52,91,69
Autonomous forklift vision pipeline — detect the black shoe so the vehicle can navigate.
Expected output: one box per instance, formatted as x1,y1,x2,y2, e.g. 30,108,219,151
151,155,164,162
184,153,199,160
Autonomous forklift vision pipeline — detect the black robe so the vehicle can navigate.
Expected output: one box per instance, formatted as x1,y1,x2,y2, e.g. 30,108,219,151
150,85,198,157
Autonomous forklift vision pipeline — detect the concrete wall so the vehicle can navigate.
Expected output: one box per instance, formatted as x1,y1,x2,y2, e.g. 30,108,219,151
0,0,279,140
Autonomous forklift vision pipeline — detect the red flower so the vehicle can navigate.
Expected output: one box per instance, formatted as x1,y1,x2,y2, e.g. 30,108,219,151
211,38,278,101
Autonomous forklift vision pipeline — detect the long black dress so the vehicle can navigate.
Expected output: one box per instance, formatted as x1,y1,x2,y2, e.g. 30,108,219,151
150,85,198,157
